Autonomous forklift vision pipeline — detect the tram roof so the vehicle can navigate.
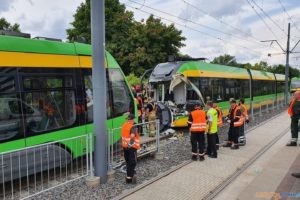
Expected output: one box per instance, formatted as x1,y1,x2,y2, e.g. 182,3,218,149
177,61,250,79
0,35,119,68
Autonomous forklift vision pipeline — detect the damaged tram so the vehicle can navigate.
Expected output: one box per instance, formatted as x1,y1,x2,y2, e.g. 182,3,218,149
150,60,285,128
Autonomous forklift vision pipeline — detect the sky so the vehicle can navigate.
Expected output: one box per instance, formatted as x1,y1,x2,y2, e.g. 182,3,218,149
1,0,300,67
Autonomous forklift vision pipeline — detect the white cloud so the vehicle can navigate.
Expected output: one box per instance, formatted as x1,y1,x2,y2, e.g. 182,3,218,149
1,0,300,67
1,0,84,39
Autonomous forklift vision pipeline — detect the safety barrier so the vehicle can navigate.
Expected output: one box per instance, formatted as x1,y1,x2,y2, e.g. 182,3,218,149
107,120,160,170
0,134,91,200
251,98,285,118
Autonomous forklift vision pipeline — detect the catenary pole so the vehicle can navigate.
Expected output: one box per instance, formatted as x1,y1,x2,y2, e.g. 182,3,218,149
285,23,290,105
91,0,107,182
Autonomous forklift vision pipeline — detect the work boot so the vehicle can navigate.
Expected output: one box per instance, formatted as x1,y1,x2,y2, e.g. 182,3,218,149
199,155,205,161
291,173,300,178
208,154,217,158
191,155,197,161
286,142,297,146
231,144,239,150
125,177,132,183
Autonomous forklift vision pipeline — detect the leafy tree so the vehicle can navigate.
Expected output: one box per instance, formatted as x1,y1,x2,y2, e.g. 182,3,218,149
67,1,185,75
120,15,185,75
211,54,239,67
0,18,21,32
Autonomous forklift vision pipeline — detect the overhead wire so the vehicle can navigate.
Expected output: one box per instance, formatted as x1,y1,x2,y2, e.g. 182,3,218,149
277,0,300,36
250,0,286,35
245,0,282,42
127,0,273,50
125,3,262,55
180,0,279,50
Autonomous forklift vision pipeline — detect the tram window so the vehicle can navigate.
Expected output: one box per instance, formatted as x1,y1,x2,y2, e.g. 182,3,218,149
0,94,23,142
109,69,133,117
23,76,73,89
23,91,76,133
0,76,15,93
84,74,112,122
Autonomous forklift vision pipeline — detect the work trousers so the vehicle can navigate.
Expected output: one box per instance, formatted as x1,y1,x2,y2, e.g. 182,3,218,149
190,132,205,155
291,115,300,142
207,133,217,156
123,148,137,178
228,125,240,144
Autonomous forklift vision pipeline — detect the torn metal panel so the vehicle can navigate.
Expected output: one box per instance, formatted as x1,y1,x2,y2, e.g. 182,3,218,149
169,73,205,104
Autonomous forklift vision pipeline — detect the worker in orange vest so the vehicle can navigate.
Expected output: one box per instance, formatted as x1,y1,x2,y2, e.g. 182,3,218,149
213,102,223,150
121,114,140,183
187,103,207,161
224,99,243,149
287,91,300,146
238,98,249,146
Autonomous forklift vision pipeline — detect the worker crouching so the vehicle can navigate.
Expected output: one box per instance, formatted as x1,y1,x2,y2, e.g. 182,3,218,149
187,103,206,161
121,114,140,183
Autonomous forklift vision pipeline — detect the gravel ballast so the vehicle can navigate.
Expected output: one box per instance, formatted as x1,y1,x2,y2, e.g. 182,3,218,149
26,107,286,200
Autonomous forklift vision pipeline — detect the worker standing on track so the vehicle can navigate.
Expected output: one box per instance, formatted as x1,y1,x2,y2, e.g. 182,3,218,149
187,103,206,161
224,99,243,149
121,114,140,184
238,98,249,145
206,101,218,158
287,91,300,146
213,102,223,150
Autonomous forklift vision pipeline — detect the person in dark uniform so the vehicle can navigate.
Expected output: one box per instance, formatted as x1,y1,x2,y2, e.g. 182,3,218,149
187,103,206,161
121,114,140,183
224,99,243,149
287,91,300,146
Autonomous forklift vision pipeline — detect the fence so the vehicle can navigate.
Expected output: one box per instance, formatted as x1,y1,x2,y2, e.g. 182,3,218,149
107,120,160,170
251,98,285,118
0,134,91,200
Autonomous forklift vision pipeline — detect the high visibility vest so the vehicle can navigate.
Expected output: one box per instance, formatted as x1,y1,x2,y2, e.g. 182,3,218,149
233,106,243,127
121,122,140,150
207,108,218,134
287,98,300,116
240,104,248,120
215,107,223,127
189,109,207,132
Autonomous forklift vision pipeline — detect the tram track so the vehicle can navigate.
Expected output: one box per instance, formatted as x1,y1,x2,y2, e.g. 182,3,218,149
114,110,288,200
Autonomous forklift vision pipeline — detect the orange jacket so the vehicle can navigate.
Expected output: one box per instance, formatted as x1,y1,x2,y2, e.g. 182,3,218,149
121,122,140,150
233,106,243,127
288,98,300,117
215,106,223,127
188,109,207,132
240,104,248,120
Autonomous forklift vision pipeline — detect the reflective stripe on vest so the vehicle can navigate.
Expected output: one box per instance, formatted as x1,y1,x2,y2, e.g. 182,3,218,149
121,122,140,149
233,106,243,127
190,123,207,132
190,109,206,132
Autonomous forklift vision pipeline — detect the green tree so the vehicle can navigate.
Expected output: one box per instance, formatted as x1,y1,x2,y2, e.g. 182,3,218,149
211,54,239,67
120,15,185,75
0,18,21,32
67,1,185,75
